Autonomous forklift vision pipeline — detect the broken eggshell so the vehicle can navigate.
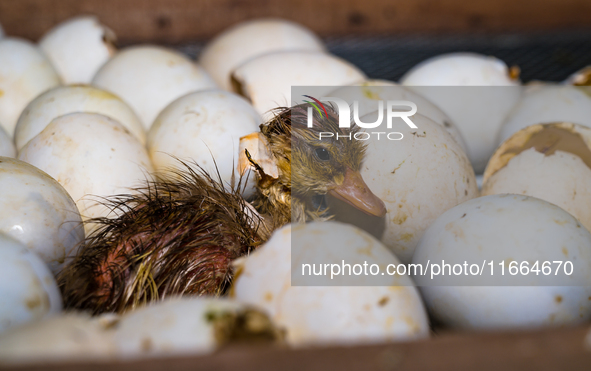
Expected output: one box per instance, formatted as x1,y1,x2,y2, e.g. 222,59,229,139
147,89,261,197
92,45,217,130
400,52,522,173
232,222,430,347
39,16,117,84
0,233,62,335
564,66,591,86
330,114,478,263
14,84,146,151
231,51,366,118
18,112,153,235
498,84,591,145
199,18,325,91
483,122,591,233
412,194,591,330
0,37,61,137
0,157,84,274
326,80,467,152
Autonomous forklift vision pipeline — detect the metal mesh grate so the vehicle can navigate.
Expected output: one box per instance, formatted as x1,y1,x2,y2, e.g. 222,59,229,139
176,30,591,83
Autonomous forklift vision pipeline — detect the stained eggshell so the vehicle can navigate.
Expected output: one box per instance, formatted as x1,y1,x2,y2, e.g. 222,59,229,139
0,38,61,137
0,157,84,274
232,222,430,346
14,84,146,151
401,52,522,173
114,297,278,359
326,80,467,152
564,66,591,86
18,113,153,235
0,233,62,334
0,126,15,157
148,90,261,197
483,122,591,233
199,18,325,91
330,114,477,263
498,84,591,145
231,51,366,117
92,46,217,129
39,16,117,84
412,194,591,330
0,313,118,364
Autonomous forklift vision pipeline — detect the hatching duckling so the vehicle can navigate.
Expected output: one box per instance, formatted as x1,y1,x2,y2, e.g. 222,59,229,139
58,103,385,314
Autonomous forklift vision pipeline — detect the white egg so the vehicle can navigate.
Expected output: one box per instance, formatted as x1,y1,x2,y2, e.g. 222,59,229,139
231,51,366,117
483,122,591,232
412,194,591,330
92,46,217,129
326,80,467,152
199,18,325,91
232,222,429,346
18,113,153,235
0,125,15,157
114,297,278,359
39,16,117,84
0,233,62,334
498,84,591,144
0,37,61,137
401,52,522,173
330,114,477,263
148,90,261,197
0,157,84,274
15,84,146,151
0,313,117,364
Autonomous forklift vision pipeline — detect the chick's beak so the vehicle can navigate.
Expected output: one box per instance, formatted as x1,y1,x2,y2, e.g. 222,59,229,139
328,168,387,217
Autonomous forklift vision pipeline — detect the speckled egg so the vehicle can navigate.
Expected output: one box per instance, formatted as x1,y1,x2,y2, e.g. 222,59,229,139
483,122,591,233
232,222,430,346
18,113,153,235
92,46,217,129
199,18,325,90
39,16,117,84
0,233,62,334
330,114,477,263
0,37,61,137
14,84,146,151
412,194,591,330
0,157,84,274
148,89,261,197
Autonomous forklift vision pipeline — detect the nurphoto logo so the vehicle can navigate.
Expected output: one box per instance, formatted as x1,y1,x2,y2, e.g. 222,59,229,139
303,95,418,141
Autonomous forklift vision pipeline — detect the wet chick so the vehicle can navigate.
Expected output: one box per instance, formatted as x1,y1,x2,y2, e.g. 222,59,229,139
242,102,386,225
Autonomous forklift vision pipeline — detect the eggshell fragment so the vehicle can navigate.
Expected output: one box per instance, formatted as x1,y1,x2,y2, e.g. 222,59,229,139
401,52,522,173
233,222,429,346
0,126,15,157
483,122,591,233
231,51,366,117
0,38,61,137
199,18,325,90
564,66,591,86
327,80,467,152
15,84,146,150
498,85,591,144
0,313,118,365
412,194,591,330
39,16,117,84
92,46,217,129
331,114,477,263
0,233,62,334
147,90,261,196
0,157,84,274
18,113,153,235
114,297,279,359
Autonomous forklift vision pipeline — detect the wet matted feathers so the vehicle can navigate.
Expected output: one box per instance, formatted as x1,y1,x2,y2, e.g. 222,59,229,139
58,161,266,314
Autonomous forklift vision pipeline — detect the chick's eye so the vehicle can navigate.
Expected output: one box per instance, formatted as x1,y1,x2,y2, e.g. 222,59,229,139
315,147,330,161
